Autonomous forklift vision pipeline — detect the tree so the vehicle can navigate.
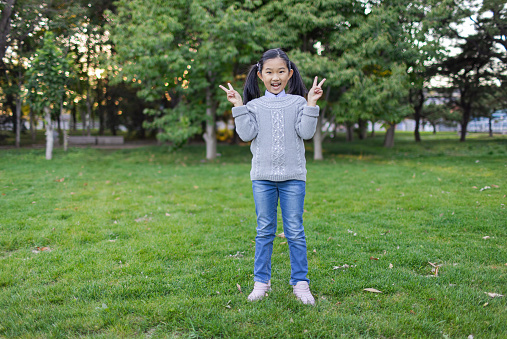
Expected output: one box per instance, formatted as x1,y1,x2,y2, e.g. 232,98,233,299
438,32,497,141
1,0,85,146
108,0,260,159
25,31,72,159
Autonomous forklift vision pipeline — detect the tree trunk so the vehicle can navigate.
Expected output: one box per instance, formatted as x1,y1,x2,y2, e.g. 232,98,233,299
30,107,36,143
313,114,323,160
357,118,367,140
412,88,424,142
414,108,421,142
204,86,217,160
345,122,354,142
383,123,395,148
371,120,375,137
72,104,77,131
15,96,21,148
85,91,92,137
459,110,470,142
313,86,330,160
61,102,68,152
44,107,53,160
488,117,493,137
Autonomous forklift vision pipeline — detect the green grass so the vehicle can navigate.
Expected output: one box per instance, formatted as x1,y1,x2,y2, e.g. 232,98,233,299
0,132,506,338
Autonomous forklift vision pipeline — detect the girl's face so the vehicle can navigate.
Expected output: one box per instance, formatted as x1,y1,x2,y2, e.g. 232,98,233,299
257,57,294,95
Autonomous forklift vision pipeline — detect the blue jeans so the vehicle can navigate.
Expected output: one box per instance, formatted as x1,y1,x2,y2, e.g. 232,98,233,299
252,180,309,285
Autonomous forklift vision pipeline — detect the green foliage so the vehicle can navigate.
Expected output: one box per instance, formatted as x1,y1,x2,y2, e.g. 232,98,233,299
107,0,261,145
25,31,72,115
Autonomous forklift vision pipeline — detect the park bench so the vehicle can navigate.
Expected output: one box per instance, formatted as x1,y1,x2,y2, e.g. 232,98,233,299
68,136,96,145
96,136,124,145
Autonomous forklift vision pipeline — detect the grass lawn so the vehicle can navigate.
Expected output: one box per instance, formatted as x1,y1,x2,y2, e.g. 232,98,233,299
0,132,506,338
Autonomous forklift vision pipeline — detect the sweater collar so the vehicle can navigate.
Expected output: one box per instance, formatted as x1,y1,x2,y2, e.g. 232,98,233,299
264,89,287,98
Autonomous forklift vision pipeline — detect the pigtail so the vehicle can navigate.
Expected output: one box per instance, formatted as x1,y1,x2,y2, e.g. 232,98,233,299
243,65,261,105
287,61,308,98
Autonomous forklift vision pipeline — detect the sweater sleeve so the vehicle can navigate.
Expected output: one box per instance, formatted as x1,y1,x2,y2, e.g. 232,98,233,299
232,104,258,142
295,100,319,140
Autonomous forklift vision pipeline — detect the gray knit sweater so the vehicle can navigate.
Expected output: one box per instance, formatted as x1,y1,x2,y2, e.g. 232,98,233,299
232,94,319,182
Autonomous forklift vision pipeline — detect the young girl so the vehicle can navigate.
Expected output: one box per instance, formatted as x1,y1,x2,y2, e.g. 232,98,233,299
220,48,325,305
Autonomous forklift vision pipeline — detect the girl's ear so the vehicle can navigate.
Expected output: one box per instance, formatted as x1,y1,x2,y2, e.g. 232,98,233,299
288,69,294,79
257,71,263,80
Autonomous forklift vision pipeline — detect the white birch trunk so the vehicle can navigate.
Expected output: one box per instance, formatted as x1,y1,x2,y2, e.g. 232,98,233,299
44,106,53,160
313,114,323,160
204,86,217,160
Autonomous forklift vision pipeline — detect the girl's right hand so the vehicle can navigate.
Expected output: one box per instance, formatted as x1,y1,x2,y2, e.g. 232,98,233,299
219,83,243,107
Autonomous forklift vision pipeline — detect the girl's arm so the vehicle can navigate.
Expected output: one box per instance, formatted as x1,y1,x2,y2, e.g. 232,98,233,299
296,77,326,139
220,83,258,141
295,99,320,140
232,105,258,142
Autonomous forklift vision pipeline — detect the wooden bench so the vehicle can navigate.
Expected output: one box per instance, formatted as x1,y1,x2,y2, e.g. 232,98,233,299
96,136,124,145
68,136,96,145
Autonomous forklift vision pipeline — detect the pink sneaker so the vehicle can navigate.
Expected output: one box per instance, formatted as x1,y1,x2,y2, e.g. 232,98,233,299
293,281,315,305
247,281,271,301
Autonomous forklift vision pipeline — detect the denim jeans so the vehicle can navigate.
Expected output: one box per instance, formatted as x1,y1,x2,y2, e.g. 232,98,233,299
252,180,309,285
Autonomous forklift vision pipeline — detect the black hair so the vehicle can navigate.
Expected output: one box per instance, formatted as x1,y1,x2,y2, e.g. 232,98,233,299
243,48,308,104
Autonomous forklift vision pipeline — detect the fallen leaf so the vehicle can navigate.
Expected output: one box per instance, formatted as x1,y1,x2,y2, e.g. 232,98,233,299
313,249,317,253
237,284,242,293
37,247,51,252
410,310,416,314
370,256,379,260
428,262,438,267
485,292,504,298
166,213,171,216
364,288,382,293
279,241,287,245
55,178,65,182
327,236,332,241
491,184,499,188
389,263,394,269
277,232,285,238
482,236,490,240
193,186,199,189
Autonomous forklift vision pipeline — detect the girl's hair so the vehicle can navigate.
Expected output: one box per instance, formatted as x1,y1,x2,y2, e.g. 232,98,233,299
243,48,307,104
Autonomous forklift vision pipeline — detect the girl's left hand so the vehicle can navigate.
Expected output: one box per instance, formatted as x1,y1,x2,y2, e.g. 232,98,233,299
307,76,326,107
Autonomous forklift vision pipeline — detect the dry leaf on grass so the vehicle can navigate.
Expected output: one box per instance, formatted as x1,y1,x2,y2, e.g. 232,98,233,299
237,284,242,293
482,236,491,239
389,263,394,269
277,232,285,238
485,292,504,298
370,256,379,260
279,241,287,245
364,288,382,293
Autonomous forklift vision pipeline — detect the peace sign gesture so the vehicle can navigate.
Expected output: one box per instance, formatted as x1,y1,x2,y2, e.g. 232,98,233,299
219,83,243,107
307,76,326,107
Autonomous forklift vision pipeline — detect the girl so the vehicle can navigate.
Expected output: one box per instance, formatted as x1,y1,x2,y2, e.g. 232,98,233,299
220,48,325,305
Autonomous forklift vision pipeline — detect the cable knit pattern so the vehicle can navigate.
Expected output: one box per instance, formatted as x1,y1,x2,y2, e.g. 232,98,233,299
232,95,319,182
271,108,285,176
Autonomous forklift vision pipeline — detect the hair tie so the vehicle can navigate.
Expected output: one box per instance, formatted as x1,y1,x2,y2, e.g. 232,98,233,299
256,63,260,70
